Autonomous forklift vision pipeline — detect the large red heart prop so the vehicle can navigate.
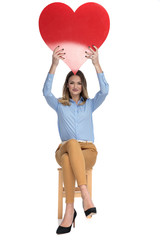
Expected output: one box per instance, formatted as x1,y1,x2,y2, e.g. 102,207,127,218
39,2,110,74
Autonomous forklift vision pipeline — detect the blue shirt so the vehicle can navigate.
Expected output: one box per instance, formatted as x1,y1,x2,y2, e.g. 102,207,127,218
43,72,109,143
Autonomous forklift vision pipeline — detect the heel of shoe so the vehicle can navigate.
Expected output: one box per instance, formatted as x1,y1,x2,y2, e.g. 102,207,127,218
87,215,92,219
72,209,77,228
73,220,75,228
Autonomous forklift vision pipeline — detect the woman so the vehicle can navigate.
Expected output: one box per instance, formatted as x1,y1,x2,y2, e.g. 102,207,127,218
42,45,109,234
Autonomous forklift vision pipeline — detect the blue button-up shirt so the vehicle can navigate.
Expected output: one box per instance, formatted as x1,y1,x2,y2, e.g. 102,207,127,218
43,72,109,143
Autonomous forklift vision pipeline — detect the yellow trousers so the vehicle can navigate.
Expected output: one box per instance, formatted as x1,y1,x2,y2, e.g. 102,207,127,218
55,139,98,203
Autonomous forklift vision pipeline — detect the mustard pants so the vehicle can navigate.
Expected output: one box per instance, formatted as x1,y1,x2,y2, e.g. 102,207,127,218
55,139,98,203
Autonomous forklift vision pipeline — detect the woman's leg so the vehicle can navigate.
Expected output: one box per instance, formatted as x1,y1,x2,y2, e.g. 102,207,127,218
79,184,95,211
55,139,86,227
59,141,98,212
56,152,75,227
61,153,75,204
56,139,87,187
55,139,98,224
80,147,98,211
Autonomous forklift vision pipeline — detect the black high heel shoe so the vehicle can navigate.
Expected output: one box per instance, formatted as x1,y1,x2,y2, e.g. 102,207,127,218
82,201,97,218
84,207,97,218
56,209,77,235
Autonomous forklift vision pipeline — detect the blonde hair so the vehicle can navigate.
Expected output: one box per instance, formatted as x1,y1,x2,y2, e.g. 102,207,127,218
58,70,89,106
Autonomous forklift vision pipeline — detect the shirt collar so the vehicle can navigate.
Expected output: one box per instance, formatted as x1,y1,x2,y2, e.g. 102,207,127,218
70,96,84,104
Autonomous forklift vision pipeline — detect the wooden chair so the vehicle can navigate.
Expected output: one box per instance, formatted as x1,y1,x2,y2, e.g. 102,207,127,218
57,168,92,219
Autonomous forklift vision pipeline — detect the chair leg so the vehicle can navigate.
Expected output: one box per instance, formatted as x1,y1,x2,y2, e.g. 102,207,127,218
58,169,63,219
87,169,92,199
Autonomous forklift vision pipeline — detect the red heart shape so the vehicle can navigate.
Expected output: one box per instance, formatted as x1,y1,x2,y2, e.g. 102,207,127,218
39,2,110,74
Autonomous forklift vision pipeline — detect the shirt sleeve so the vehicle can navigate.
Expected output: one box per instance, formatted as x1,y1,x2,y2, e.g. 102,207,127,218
42,73,59,112
91,72,109,112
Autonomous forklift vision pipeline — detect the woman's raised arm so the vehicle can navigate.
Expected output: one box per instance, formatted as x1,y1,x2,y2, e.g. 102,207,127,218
85,46,109,112
42,46,66,112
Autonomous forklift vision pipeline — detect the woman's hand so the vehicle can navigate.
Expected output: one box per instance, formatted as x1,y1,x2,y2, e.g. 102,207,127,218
52,46,66,66
49,46,66,74
85,46,103,73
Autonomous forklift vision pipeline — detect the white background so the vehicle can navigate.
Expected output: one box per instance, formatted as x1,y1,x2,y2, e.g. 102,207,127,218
0,0,160,239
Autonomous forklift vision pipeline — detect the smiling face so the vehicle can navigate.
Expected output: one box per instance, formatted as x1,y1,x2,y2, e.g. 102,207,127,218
67,75,82,98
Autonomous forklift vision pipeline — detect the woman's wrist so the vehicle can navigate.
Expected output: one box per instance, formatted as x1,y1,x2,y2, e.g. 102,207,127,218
49,63,57,74
93,62,103,73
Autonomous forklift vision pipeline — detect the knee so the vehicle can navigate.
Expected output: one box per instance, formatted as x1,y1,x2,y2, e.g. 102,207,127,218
66,139,79,148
